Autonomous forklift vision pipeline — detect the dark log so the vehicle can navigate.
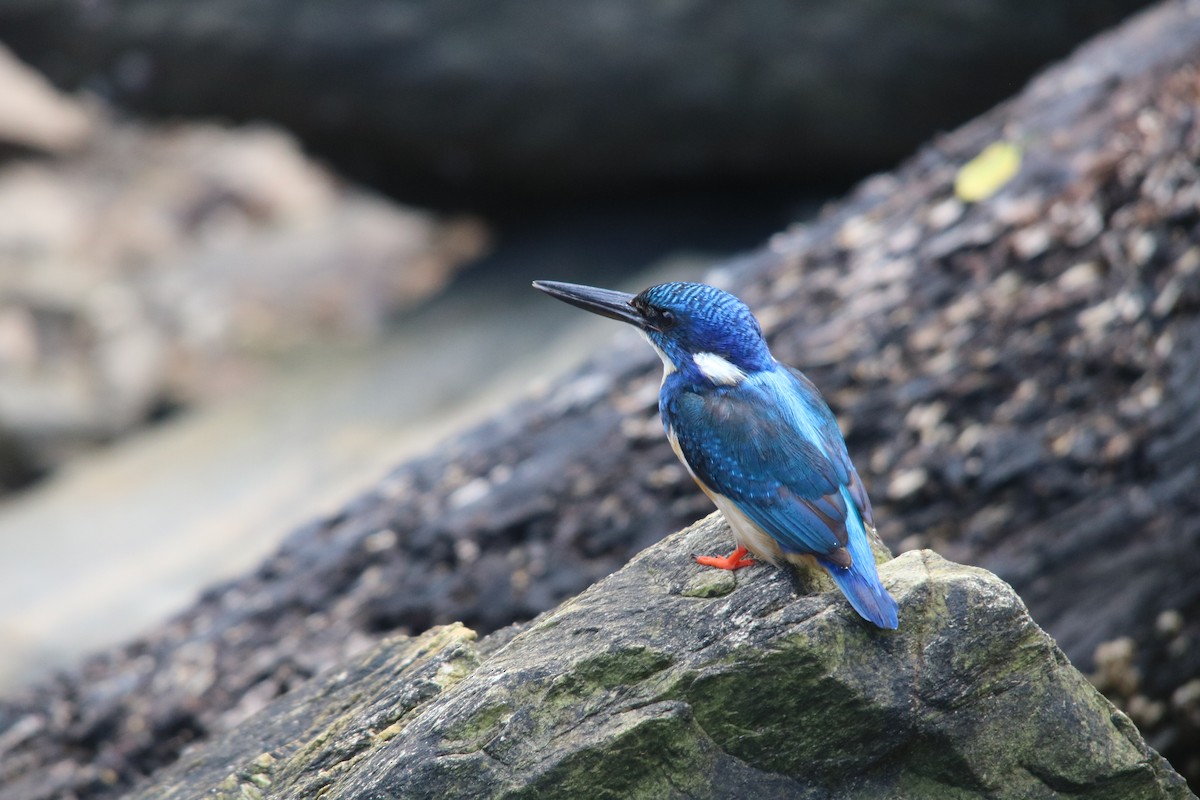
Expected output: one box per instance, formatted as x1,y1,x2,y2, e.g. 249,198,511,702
0,0,1153,202
3,2,1200,798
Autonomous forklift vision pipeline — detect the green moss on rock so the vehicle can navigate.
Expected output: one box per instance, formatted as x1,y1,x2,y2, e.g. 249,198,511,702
128,517,1193,800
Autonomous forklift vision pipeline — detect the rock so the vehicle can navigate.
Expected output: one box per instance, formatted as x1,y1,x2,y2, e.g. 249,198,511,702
0,0,1154,200
0,41,91,153
4,2,1200,797
121,517,1190,799
0,82,486,466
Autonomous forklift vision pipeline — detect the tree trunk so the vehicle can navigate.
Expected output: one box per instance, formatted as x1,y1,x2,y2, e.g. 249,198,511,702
0,0,1153,200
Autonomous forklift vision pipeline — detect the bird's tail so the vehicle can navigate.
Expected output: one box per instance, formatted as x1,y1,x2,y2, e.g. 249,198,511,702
817,551,899,630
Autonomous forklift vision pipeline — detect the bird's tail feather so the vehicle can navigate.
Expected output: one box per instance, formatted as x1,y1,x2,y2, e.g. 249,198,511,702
817,555,899,630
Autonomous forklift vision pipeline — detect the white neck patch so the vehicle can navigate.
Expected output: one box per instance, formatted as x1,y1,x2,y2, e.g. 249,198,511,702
639,330,677,377
694,352,746,386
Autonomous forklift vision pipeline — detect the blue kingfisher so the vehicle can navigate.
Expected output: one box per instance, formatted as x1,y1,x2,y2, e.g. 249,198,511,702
534,280,898,629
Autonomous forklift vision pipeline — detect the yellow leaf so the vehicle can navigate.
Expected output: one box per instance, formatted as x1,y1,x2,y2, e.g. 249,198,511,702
954,141,1022,203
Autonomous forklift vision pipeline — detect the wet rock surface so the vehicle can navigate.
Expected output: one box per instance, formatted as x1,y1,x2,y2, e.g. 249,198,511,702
0,0,1153,201
3,2,1200,797
125,518,1190,799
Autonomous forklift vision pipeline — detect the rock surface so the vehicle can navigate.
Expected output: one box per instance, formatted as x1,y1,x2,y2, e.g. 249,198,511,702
3,2,1200,798
0,0,1153,200
123,517,1190,799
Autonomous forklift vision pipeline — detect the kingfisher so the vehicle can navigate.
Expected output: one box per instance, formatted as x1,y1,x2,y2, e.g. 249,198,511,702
533,279,898,629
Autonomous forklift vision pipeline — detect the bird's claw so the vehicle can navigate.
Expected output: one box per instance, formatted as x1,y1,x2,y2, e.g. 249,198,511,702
695,545,755,570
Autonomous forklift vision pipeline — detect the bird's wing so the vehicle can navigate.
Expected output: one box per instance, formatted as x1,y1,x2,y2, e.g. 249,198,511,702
667,372,865,559
784,366,875,530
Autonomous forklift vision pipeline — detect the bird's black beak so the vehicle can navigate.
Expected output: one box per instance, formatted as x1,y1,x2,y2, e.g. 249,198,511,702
532,280,647,329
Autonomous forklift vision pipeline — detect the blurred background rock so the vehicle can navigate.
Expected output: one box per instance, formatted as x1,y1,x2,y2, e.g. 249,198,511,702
0,1,1155,690
0,42,486,483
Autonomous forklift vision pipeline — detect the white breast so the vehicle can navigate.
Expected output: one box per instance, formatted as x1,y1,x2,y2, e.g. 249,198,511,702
707,491,784,564
666,424,781,564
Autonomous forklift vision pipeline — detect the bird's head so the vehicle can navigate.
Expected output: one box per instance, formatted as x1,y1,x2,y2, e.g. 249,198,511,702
533,280,772,385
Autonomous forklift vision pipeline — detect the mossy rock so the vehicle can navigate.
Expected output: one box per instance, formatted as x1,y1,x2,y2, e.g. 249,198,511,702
130,514,1192,799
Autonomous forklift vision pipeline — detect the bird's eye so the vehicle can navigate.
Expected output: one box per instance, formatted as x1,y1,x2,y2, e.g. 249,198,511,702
655,308,677,329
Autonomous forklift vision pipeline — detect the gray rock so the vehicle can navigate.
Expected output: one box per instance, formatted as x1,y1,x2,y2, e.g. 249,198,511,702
0,0,1153,199
0,99,485,465
0,42,90,153
126,516,1191,799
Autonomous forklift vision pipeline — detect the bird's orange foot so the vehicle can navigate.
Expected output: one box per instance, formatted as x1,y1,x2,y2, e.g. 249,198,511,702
695,545,755,570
